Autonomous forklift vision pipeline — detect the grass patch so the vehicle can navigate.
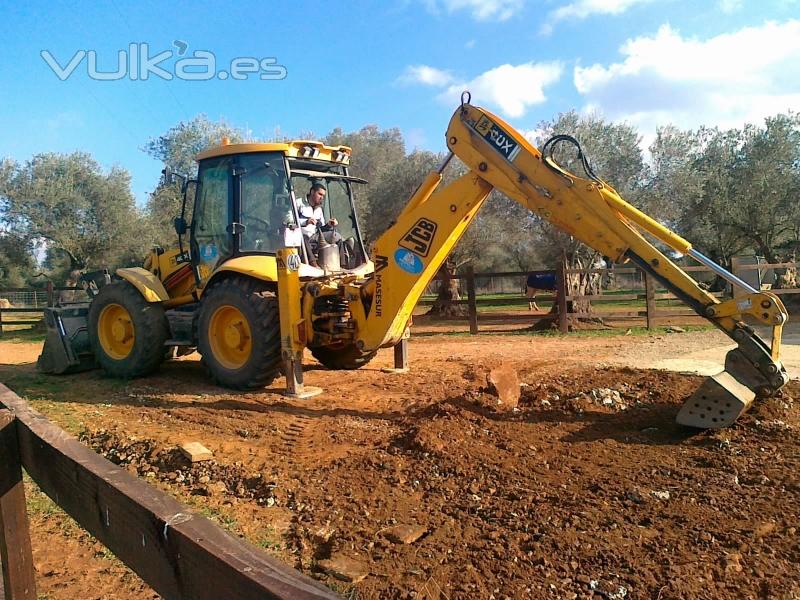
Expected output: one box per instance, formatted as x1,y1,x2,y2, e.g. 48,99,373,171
0,327,46,343
26,399,89,435
3,371,72,397
515,324,715,338
25,474,64,520
415,324,714,339
255,525,284,552
183,499,243,535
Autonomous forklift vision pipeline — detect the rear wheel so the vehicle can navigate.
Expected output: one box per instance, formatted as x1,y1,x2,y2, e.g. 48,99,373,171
310,343,377,370
88,280,169,378
197,277,281,389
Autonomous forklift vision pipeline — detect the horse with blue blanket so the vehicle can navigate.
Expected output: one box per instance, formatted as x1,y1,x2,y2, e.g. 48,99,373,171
526,271,556,311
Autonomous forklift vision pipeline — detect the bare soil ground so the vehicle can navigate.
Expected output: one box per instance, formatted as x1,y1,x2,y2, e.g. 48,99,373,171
1,321,799,599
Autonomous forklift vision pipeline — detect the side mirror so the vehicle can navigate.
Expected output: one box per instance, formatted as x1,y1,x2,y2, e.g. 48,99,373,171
162,167,188,188
174,216,188,235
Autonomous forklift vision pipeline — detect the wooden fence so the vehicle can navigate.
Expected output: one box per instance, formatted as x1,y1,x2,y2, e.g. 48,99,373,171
420,260,799,334
2,260,797,337
0,384,339,599
0,283,80,335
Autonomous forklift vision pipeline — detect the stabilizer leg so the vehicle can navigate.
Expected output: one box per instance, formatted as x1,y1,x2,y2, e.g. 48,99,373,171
381,339,409,374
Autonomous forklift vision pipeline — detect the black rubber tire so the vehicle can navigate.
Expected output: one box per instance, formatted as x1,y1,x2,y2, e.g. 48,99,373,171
310,343,377,370
197,277,281,390
88,280,169,378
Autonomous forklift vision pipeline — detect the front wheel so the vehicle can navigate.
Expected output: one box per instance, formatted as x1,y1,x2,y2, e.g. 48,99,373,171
88,280,169,378
197,277,282,389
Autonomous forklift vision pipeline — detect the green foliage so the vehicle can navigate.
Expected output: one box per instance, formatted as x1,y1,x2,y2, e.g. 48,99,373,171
643,112,800,266
0,232,36,286
143,114,248,176
324,125,406,237
535,110,644,197
0,152,147,278
727,114,800,262
143,115,247,245
366,149,440,238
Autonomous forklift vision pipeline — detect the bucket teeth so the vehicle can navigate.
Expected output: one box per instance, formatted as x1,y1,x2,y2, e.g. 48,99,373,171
676,371,755,429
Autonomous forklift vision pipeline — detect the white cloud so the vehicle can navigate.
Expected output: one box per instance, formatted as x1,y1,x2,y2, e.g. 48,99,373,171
573,20,800,135
397,65,455,87
436,62,564,118
543,0,655,34
423,0,524,21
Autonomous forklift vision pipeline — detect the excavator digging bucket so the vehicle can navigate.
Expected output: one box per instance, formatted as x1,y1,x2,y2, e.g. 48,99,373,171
676,371,755,429
675,345,773,429
37,305,98,374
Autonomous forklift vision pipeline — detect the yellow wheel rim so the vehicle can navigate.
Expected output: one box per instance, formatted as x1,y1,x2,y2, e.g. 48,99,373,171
98,303,135,360
208,305,252,370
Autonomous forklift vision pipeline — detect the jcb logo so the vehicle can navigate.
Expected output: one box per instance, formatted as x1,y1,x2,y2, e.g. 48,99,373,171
399,218,437,258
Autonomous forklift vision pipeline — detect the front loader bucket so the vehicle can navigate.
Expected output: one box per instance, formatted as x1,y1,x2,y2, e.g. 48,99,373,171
37,305,98,374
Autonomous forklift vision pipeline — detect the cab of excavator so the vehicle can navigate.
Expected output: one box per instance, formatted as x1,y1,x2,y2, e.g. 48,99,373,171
185,142,369,282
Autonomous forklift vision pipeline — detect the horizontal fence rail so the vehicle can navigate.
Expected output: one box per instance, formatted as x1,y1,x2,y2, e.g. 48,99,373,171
0,384,339,600
2,259,797,336
421,260,798,334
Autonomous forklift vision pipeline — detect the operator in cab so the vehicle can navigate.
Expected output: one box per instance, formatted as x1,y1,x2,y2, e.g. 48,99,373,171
297,181,341,267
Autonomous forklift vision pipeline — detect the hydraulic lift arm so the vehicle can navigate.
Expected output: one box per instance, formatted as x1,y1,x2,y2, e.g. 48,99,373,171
354,96,789,428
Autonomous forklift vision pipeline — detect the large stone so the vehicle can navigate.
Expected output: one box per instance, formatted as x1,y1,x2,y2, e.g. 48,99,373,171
179,442,213,462
318,555,369,583
382,524,428,545
486,366,520,407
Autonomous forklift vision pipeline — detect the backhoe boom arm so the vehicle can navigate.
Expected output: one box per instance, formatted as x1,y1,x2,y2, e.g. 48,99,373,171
354,99,788,428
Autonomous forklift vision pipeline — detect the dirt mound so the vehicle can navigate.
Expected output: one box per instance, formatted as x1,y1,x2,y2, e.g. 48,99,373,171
73,368,800,599
7,322,799,600
83,430,279,505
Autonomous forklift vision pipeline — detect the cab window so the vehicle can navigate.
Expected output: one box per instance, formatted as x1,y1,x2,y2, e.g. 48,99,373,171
193,156,233,275
238,153,292,253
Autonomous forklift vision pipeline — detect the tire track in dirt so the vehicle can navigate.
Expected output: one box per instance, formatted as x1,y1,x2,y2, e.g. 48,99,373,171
280,413,315,465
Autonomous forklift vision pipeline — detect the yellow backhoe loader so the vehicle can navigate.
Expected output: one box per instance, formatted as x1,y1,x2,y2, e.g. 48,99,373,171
39,93,789,429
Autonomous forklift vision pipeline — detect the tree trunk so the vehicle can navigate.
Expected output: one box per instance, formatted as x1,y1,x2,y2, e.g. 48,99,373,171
532,254,606,331
426,259,467,317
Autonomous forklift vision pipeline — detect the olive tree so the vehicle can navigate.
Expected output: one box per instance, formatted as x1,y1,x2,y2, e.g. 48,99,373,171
0,152,145,278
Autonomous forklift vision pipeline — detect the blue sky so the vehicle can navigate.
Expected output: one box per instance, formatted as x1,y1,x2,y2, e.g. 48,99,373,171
1,0,798,203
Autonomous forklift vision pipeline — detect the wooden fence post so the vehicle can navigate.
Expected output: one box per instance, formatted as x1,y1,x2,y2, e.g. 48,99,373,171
45,281,54,308
466,266,478,335
556,259,569,334
0,410,37,600
730,256,742,298
644,272,657,330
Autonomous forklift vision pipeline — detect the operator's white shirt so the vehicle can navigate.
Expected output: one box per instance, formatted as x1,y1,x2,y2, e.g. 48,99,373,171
298,202,324,237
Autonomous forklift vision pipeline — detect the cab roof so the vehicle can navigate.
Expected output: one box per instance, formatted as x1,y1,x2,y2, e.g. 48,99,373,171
195,140,352,164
